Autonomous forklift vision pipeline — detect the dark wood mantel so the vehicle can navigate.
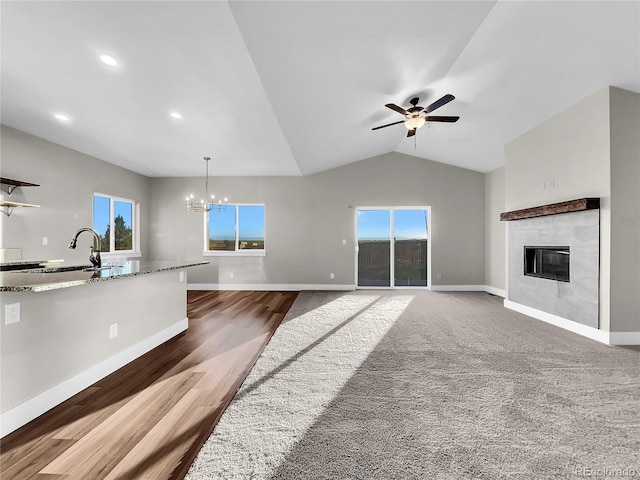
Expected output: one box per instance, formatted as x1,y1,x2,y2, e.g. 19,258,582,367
500,198,600,221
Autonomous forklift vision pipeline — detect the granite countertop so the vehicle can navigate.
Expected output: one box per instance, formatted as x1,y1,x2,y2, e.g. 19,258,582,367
0,260,209,292
0,259,64,271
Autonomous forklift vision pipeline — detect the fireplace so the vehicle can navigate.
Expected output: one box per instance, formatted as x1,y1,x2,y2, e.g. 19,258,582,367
524,246,570,282
501,200,600,329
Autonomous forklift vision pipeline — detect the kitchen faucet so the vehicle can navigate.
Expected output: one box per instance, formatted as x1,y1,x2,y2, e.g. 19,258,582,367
68,227,102,268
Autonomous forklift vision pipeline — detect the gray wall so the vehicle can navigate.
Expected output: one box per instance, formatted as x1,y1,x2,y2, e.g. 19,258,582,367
2,127,486,288
149,152,486,287
504,86,640,333
0,125,151,263
485,166,505,292
505,87,611,330
504,87,611,211
609,87,640,332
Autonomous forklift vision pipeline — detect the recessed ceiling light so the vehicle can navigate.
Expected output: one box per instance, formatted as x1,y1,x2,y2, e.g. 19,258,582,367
99,54,118,67
54,113,71,122
170,112,183,120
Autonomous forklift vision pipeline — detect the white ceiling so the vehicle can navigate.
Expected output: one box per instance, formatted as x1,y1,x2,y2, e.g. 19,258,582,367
2,1,639,177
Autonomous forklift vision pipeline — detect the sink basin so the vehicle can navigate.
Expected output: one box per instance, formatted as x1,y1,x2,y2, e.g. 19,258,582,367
0,262,46,271
17,265,93,273
13,264,120,274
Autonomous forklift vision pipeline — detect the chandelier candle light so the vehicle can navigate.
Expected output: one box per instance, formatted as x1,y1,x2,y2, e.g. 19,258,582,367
185,156,228,213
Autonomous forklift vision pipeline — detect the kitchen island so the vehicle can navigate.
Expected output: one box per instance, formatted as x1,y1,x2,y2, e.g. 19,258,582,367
0,259,208,437
0,259,208,292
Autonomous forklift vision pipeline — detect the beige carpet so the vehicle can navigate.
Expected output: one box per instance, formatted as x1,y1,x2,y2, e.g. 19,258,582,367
187,290,640,480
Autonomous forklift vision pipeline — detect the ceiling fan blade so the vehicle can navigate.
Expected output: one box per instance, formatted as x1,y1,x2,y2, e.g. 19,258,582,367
371,120,405,131
407,128,417,138
385,103,410,116
425,94,455,114
426,115,460,123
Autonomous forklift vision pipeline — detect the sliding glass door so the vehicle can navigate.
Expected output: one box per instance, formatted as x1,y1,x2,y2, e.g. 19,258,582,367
394,209,428,286
357,210,391,286
357,207,429,288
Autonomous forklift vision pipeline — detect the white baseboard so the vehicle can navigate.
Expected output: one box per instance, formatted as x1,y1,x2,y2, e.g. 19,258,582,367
504,300,611,345
431,284,485,292
0,318,188,438
609,331,640,345
484,285,506,298
188,283,356,291
189,283,507,297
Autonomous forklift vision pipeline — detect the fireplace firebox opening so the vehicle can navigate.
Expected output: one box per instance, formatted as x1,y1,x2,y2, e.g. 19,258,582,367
524,246,570,282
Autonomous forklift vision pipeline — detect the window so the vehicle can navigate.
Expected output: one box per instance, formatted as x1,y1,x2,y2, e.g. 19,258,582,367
93,193,139,256
205,204,265,256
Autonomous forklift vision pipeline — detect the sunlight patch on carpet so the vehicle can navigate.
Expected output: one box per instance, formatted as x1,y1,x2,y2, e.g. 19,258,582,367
186,294,414,479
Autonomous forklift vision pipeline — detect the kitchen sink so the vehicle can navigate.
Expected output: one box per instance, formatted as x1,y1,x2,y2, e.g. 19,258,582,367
15,265,91,273
0,262,45,271
14,264,121,274
83,266,115,272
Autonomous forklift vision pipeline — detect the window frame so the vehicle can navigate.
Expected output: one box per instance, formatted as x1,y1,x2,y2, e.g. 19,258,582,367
203,203,266,257
93,192,141,259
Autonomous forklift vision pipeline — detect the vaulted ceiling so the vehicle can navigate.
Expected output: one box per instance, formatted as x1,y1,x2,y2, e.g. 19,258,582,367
2,1,639,177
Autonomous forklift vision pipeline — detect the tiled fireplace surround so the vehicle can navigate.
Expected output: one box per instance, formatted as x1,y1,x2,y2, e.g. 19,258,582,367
503,199,600,329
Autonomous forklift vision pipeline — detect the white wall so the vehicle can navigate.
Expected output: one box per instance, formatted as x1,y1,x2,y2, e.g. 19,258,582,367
484,166,505,294
505,87,611,331
149,152,486,288
504,87,611,211
0,125,151,262
609,87,640,333
504,86,640,334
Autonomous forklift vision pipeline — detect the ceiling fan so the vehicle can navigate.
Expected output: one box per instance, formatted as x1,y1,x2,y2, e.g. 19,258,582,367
372,94,459,137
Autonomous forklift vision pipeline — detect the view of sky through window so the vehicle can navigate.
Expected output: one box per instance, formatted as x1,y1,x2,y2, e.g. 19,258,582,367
93,194,134,251
357,209,428,240
238,205,265,241
394,209,428,239
208,204,265,251
93,195,110,238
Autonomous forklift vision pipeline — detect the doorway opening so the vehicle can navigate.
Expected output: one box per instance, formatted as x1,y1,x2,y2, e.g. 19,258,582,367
356,207,430,288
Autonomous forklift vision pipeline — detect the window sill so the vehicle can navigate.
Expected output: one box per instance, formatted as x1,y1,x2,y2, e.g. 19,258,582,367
203,250,266,257
100,251,142,260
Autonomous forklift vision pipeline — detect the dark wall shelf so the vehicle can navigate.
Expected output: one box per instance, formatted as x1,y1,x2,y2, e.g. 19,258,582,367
0,177,40,216
500,198,600,221
1,177,40,195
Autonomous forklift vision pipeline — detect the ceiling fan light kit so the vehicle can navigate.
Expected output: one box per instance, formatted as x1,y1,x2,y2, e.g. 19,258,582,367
405,116,426,130
373,94,459,138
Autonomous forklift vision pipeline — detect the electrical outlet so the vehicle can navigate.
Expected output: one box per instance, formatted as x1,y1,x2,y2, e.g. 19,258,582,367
5,303,20,325
229,272,234,278
330,273,335,279
109,323,118,339
42,237,48,246
437,273,442,280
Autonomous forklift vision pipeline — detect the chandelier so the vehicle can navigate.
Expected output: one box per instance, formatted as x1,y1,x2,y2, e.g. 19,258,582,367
185,156,228,212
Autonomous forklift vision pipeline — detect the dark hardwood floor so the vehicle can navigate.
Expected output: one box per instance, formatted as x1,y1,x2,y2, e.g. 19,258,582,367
0,290,298,480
